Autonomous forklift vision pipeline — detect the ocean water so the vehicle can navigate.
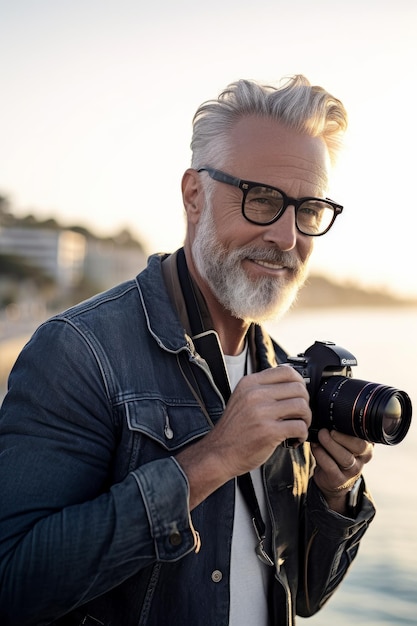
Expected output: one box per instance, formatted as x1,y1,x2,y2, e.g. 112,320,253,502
265,307,417,625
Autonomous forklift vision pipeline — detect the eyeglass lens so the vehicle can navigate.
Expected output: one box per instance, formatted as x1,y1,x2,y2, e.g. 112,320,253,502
244,186,335,235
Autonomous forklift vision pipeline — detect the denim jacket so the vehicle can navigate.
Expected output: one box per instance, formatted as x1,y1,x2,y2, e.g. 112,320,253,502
0,251,375,626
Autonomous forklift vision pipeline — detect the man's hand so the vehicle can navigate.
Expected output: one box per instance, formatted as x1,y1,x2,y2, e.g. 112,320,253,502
176,365,311,510
311,429,374,515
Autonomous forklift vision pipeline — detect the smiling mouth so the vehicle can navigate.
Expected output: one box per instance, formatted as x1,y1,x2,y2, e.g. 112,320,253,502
251,259,288,271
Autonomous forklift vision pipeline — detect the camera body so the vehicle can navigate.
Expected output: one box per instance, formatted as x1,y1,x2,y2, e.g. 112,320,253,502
286,340,411,445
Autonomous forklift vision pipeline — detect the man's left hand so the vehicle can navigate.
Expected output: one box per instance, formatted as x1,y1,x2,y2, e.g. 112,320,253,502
311,429,374,515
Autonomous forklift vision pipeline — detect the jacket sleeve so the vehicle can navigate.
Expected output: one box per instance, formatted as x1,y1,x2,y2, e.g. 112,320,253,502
0,320,198,626
296,477,376,617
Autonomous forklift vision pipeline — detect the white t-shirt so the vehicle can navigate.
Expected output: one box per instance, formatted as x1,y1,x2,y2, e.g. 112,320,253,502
224,347,270,626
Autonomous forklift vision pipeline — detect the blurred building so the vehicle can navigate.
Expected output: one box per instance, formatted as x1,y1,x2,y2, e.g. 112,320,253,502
84,238,147,291
0,227,86,288
0,225,148,297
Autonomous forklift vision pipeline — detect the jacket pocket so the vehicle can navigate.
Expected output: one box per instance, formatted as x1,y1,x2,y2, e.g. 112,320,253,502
126,398,211,453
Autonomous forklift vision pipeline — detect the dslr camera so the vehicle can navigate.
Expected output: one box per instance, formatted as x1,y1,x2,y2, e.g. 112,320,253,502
286,340,412,445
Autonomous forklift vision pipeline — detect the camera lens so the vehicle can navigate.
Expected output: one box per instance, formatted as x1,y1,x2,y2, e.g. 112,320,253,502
314,377,412,445
377,393,402,437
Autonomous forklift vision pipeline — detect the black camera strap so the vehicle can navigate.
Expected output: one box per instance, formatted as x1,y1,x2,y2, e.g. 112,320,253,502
237,475,274,567
176,248,274,567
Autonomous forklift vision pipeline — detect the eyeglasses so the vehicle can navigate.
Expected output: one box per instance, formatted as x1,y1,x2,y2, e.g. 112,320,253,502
198,167,343,236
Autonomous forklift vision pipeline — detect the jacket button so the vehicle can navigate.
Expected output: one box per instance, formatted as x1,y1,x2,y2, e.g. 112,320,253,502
169,531,182,546
211,570,223,583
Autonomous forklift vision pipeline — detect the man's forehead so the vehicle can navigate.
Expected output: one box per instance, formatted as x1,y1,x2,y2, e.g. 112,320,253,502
261,157,330,190
226,117,330,191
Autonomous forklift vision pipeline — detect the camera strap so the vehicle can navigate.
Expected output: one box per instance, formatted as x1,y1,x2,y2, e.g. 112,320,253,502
175,248,274,567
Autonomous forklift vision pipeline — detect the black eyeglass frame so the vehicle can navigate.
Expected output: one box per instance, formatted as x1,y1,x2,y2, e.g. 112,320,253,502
197,166,343,236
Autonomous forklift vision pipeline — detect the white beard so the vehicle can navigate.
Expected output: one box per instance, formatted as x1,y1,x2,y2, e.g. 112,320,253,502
192,202,310,324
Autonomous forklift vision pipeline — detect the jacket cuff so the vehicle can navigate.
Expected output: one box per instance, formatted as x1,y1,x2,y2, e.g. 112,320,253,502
131,456,199,561
308,478,376,537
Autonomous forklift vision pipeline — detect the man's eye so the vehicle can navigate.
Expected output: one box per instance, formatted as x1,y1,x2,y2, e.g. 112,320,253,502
252,196,275,206
299,206,319,217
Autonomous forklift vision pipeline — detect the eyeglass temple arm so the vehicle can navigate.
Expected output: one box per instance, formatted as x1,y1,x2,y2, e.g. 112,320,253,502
198,167,242,189
325,198,343,212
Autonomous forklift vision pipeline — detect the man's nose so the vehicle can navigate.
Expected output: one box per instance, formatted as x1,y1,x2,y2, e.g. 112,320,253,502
262,205,297,251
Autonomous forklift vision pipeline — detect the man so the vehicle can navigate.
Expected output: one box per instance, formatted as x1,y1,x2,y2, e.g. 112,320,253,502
0,75,375,626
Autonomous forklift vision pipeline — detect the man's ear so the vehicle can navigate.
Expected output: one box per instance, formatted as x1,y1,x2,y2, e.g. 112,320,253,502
182,169,204,224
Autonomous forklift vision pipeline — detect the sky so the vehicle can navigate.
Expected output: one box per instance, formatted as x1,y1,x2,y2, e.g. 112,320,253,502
1,0,417,298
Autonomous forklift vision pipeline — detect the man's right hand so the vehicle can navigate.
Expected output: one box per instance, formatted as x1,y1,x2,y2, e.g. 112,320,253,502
176,365,311,510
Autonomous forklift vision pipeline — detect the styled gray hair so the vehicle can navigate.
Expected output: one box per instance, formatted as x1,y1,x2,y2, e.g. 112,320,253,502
190,75,347,171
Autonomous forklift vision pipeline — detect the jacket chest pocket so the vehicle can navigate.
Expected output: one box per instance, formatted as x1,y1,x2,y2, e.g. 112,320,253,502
124,398,212,466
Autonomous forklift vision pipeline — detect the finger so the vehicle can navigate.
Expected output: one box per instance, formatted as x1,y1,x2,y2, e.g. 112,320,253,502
315,430,358,473
249,364,306,386
274,417,310,445
311,443,361,492
339,457,356,471
237,390,311,428
240,371,309,405
329,430,374,459
316,430,373,474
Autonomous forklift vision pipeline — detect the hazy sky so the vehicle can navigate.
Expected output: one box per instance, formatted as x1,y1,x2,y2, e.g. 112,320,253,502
1,0,416,297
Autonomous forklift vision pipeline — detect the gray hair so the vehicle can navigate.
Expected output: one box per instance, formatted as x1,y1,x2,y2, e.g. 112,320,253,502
190,75,347,171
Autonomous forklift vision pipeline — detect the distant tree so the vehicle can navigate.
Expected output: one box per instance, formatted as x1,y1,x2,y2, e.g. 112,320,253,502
0,195,10,215
69,224,95,239
0,195,14,226
112,228,145,250
17,214,37,227
39,217,60,230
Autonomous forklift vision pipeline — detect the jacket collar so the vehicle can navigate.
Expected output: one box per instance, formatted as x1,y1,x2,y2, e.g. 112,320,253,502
135,252,192,353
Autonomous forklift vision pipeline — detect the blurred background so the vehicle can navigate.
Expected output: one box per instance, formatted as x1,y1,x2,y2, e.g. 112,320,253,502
1,1,416,623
